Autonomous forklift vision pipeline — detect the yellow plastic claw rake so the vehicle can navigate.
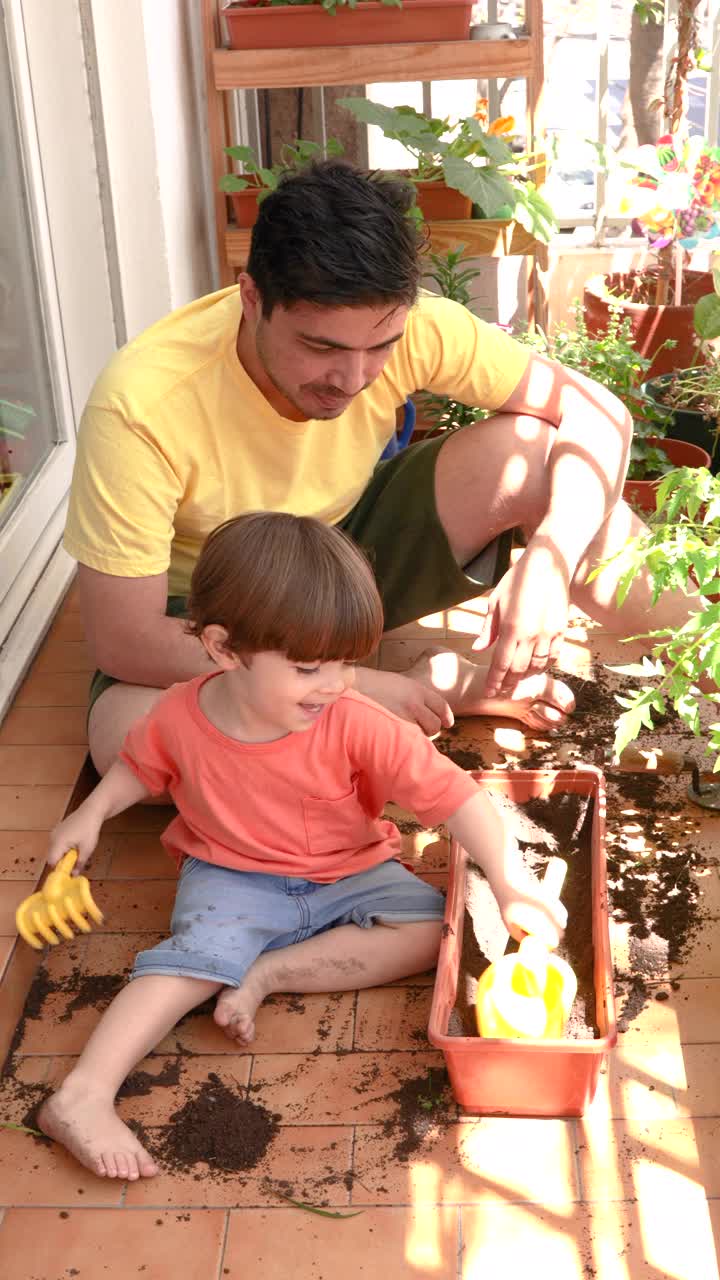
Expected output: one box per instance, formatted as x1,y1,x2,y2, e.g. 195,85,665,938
16,850,104,950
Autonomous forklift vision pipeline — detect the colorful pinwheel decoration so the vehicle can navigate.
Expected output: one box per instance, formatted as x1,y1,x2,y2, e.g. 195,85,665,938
621,133,720,252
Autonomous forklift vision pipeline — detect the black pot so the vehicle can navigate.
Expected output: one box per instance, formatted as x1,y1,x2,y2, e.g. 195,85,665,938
643,373,719,474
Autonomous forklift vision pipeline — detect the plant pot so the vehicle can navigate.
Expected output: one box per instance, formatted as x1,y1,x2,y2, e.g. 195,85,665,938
583,270,714,379
223,0,472,50
414,180,472,222
228,181,263,229
623,436,712,512
428,767,616,1118
643,373,719,474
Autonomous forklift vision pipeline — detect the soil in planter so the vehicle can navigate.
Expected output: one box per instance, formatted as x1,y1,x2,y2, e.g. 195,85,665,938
451,790,598,1040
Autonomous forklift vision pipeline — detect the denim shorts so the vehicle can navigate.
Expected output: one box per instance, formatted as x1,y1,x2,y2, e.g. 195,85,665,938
132,856,445,988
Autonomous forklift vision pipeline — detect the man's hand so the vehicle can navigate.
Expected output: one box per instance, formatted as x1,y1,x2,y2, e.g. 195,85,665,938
354,667,454,736
472,542,571,696
48,805,104,872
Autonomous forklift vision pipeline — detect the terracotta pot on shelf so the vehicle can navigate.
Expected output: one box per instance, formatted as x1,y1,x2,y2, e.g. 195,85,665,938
583,270,714,380
623,436,712,513
429,767,616,1118
223,0,472,50
227,179,264,229
413,179,472,221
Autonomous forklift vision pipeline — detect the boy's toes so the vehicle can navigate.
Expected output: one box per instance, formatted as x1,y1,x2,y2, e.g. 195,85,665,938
138,1152,159,1178
226,1012,255,1045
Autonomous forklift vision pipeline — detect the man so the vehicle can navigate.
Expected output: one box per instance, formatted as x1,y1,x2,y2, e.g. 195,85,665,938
64,160,692,774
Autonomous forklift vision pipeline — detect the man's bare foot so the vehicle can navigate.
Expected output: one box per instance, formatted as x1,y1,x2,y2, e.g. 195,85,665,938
406,647,576,731
38,1080,159,1179
214,970,267,1045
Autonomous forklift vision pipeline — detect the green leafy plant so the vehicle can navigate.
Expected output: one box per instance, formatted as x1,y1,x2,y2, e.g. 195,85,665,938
591,466,720,766
338,99,557,242
515,304,676,480
219,136,344,199
414,246,490,434
418,1067,445,1111
0,397,35,500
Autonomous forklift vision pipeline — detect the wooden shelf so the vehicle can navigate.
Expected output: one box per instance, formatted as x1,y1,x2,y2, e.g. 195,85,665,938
213,38,533,90
226,218,548,270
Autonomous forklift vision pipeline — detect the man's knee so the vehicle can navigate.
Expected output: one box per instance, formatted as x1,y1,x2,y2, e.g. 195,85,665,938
88,683,164,778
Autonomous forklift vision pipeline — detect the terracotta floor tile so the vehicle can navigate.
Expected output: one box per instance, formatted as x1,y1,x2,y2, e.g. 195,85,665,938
0,705,87,746
0,1208,227,1278
0,784,73,830
0,940,44,1070
44,611,86,642
671,867,720,979
676,1044,720,1117
461,1203,598,1278
352,1116,578,1206
0,881,41,935
32,639,93,674
223,1206,459,1279
103,804,176,833
0,1126,125,1208
617,978,720,1046
0,831,47,880
249,1049,446,1125
91,880,176,933
584,1194,720,1279
14,935,159,1055
579,1115,720,1203
401,836,450,872
115,1053,251,1126
126,1124,353,1209
588,1046,684,1122
157,991,355,1057
0,745,87,785
13,670,89,708
107,832,176,878
354,987,434,1051
0,938,14,983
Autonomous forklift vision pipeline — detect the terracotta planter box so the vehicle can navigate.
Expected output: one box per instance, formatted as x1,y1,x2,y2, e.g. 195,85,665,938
224,0,472,50
428,767,616,1118
583,270,714,380
623,435,712,513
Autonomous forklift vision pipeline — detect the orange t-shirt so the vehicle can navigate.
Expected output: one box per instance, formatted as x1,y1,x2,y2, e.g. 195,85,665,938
119,675,478,883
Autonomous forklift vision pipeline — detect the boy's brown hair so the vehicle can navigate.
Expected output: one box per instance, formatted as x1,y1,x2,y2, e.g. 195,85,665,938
187,512,384,662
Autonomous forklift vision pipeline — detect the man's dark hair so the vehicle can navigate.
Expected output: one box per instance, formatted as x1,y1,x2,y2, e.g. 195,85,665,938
246,160,425,315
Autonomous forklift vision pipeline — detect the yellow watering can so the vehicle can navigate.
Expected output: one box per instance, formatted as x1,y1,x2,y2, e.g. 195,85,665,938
475,856,577,1040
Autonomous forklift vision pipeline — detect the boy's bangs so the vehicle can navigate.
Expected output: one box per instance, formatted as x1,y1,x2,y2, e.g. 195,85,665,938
261,574,383,664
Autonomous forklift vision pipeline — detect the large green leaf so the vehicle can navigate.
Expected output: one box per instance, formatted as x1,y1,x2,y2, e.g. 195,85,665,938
338,98,444,157
441,156,514,214
694,293,720,341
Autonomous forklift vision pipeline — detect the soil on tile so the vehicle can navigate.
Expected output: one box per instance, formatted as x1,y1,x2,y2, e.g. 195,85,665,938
1,962,127,1080
139,1071,280,1176
451,791,598,1039
380,1064,453,1162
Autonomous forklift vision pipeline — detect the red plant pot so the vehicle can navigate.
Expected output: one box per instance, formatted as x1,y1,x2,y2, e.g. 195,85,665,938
224,0,472,49
623,436,712,513
583,270,714,380
428,768,616,1118
228,181,263,229
413,180,472,221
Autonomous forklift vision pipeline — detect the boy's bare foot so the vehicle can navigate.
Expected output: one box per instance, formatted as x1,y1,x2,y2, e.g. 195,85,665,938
214,969,266,1045
406,647,576,731
38,1082,159,1180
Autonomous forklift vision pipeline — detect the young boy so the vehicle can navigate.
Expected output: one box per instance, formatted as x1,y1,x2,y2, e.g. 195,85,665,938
39,512,566,1180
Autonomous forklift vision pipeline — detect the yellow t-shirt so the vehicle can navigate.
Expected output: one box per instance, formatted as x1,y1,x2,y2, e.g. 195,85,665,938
63,286,529,596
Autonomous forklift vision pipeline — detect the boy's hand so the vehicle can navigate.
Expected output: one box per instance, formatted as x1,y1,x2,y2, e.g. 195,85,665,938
494,874,567,949
47,808,103,872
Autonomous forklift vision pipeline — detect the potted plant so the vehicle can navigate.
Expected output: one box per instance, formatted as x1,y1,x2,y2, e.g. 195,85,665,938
584,132,720,378
513,302,709,508
642,261,720,469
220,135,344,228
222,0,473,52
338,98,556,241
594,466,720,768
429,767,617,1117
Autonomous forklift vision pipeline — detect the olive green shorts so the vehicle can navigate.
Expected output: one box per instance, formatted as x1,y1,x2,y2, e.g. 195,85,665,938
87,431,514,715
